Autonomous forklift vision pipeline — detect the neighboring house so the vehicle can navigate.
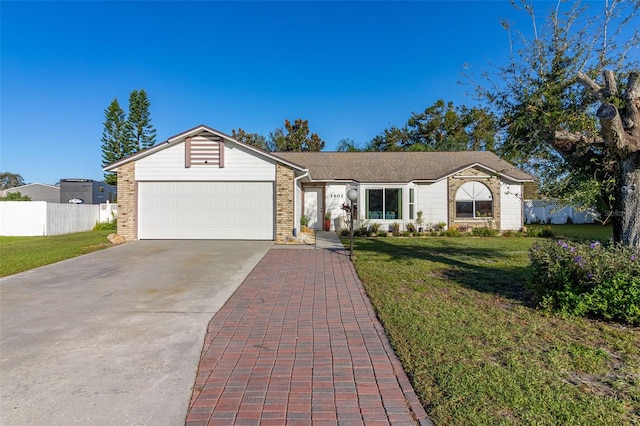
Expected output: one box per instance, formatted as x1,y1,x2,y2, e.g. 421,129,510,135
59,179,117,204
2,183,60,202
104,125,534,243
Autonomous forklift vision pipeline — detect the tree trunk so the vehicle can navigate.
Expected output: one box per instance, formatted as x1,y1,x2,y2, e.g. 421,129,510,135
573,71,640,247
615,153,640,246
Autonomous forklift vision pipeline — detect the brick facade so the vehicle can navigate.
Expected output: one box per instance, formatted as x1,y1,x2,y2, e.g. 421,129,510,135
116,161,137,241
275,163,295,244
447,167,501,230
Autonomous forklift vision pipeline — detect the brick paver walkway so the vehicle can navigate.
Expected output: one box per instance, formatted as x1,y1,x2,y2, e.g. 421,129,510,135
186,246,431,425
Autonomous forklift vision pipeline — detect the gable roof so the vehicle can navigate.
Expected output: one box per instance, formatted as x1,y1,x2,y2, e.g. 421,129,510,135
3,183,60,192
103,125,305,172
272,151,533,183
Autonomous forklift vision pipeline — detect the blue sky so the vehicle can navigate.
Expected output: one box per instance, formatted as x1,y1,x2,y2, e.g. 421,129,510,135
1,1,632,185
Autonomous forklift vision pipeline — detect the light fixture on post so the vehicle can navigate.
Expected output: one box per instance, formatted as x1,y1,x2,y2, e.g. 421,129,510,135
346,188,358,260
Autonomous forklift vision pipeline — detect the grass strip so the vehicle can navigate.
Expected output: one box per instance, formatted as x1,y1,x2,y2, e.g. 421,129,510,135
0,230,113,277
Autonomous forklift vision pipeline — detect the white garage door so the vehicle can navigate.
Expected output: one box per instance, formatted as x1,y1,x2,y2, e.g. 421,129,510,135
138,182,274,240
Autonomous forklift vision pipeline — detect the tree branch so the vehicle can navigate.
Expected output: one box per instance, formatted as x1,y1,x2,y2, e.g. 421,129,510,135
598,103,640,154
626,72,640,101
603,70,617,98
553,130,603,161
554,130,604,146
577,71,607,102
623,72,640,138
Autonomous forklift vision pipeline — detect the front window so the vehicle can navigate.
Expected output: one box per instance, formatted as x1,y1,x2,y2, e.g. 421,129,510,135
455,181,493,218
366,188,402,219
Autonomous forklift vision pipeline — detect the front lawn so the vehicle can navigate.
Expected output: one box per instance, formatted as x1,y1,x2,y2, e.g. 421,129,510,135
351,236,639,425
528,223,613,241
0,230,113,277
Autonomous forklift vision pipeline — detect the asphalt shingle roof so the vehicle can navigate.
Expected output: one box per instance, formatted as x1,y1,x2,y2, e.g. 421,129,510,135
272,151,533,183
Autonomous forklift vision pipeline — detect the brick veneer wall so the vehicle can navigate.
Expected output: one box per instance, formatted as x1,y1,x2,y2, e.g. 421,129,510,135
116,162,136,241
448,167,501,230
275,163,294,243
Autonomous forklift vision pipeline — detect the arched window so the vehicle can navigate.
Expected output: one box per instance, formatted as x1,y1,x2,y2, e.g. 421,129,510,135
455,181,493,218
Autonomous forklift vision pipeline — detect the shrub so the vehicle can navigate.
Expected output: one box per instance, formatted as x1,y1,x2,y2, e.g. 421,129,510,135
406,223,416,233
359,226,372,237
391,222,401,237
500,230,524,238
472,227,498,237
442,228,461,237
377,230,388,237
412,231,421,237
526,226,555,238
370,223,381,234
402,231,411,237
527,239,640,325
93,220,117,231
300,215,308,228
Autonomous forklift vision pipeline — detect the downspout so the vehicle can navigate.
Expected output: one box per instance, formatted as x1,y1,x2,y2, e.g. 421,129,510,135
293,170,310,237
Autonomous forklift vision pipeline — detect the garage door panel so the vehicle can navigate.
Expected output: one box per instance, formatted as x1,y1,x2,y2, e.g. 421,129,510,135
139,182,274,240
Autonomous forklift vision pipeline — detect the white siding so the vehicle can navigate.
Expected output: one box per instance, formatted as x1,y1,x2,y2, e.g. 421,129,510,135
135,142,276,181
416,180,448,227
325,184,348,230
500,182,523,230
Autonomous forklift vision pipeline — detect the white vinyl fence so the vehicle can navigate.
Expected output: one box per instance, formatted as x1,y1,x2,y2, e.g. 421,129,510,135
0,201,117,236
524,200,598,225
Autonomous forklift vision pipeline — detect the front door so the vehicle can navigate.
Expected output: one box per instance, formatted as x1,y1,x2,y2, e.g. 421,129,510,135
304,187,323,230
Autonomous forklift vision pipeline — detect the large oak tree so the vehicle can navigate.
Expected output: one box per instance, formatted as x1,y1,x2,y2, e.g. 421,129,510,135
476,0,639,246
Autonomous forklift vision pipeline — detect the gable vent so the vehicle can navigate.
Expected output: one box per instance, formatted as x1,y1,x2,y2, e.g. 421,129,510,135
185,136,225,168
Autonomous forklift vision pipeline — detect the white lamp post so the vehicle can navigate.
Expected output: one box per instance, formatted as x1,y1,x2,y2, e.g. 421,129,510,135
346,188,358,260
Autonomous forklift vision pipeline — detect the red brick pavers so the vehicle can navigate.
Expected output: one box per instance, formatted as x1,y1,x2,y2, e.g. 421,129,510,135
186,247,431,426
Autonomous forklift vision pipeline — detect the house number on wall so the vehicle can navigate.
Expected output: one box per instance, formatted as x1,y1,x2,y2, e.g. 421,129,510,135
330,194,344,198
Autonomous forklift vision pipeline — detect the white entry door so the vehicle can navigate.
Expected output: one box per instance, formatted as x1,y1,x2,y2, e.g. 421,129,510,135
304,187,323,230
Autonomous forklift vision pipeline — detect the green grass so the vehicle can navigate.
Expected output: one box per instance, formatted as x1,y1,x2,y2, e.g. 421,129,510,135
528,223,613,241
350,235,639,425
0,230,114,277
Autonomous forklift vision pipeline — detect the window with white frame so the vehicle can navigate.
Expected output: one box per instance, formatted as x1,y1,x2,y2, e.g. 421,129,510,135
366,188,402,220
409,188,415,220
455,181,493,218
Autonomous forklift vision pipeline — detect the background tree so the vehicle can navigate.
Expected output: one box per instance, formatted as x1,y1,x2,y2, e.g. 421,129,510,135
0,172,25,190
101,98,131,185
0,191,31,201
101,90,157,185
127,89,156,152
231,128,271,151
474,0,639,245
369,100,497,152
271,118,325,151
336,138,364,152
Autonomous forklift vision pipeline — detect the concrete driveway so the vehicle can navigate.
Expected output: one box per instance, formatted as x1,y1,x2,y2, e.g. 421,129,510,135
0,240,272,426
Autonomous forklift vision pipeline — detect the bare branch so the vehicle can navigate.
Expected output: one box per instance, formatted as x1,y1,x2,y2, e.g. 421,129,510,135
577,71,607,102
603,70,617,97
598,103,640,154
554,130,604,145
626,72,640,100
553,130,605,160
